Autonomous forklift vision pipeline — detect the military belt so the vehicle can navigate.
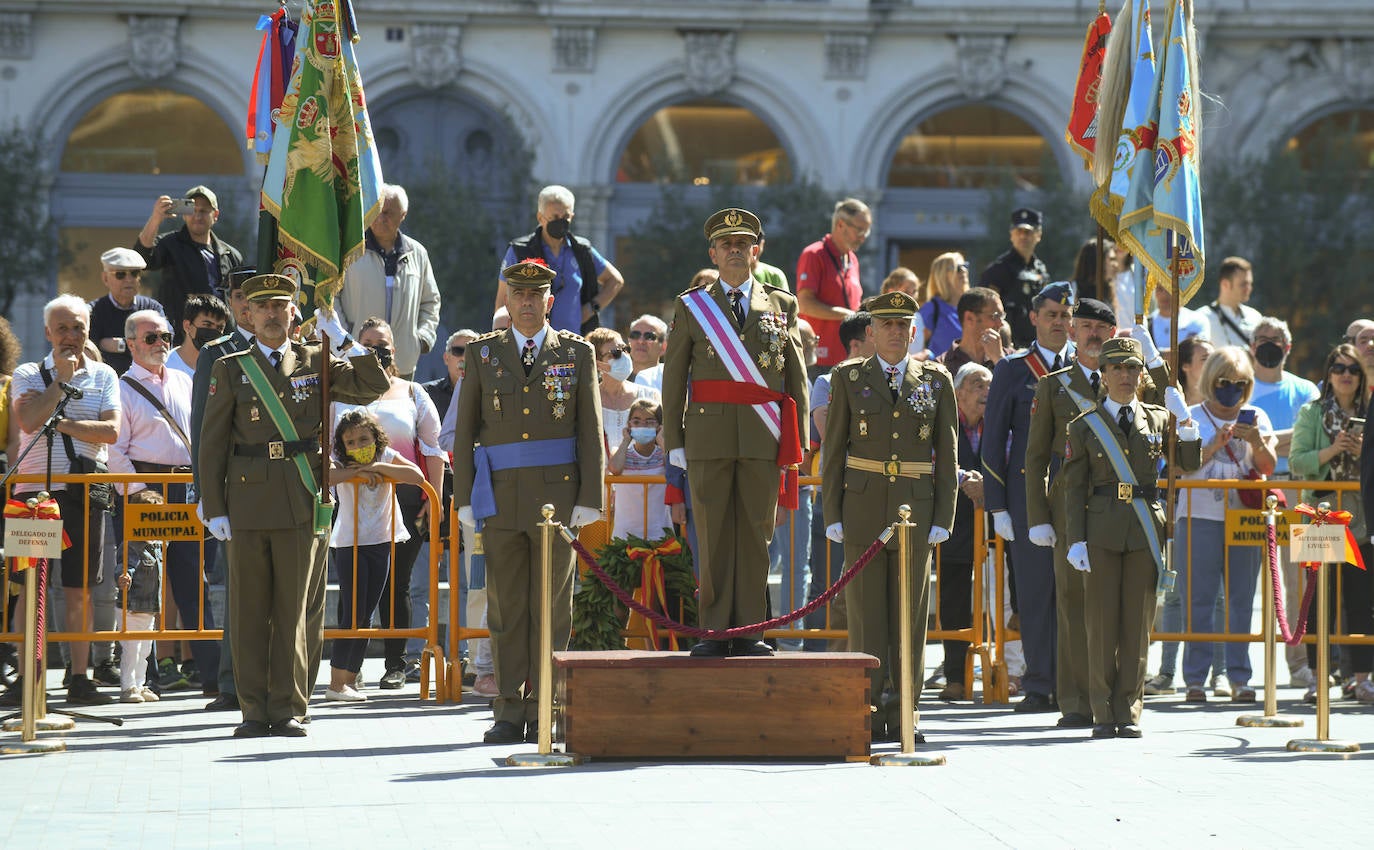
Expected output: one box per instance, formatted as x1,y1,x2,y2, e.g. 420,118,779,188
233,438,319,460
1094,483,1159,502
846,457,933,478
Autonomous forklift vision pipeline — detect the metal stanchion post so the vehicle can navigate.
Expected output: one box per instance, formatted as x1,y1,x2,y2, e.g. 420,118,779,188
506,504,583,768
1287,502,1359,754
1238,495,1301,728
873,505,944,767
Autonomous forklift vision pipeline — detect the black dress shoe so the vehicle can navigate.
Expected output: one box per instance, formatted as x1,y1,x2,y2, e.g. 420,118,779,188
1116,723,1143,738
689,640,729,657
204,693,240,712
1013,692,1056,713
271,718,308,737
1091,724,1116,739
873,726,927,745
233,720,271,738
1056,712,1093,728
729,639,773,657
483,720,524,744
524,722,539,744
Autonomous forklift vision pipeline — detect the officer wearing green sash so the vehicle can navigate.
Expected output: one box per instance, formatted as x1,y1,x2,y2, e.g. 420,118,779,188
199,273,388,738
1061,337,1200,739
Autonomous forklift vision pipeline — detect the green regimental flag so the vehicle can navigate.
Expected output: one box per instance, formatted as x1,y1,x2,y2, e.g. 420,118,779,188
260,0,382,310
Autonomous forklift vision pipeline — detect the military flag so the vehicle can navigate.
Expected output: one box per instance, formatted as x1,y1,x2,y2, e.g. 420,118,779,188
1117,0,1206,306
1065,8,1112,169
260,0,382,310
1089,0,1155,238
246,8,299,164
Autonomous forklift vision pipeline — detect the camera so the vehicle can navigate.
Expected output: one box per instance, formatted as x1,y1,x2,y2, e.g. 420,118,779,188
168,197,198,216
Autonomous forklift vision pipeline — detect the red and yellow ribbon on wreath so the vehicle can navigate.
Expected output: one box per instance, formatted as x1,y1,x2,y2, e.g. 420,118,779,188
4,496,72,571
1294,503,1366,571
626,537,684,650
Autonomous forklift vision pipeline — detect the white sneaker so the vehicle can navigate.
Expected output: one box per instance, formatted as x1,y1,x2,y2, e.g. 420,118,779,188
1289,666,1315,688
120,687,144,704
139,687,160,703
471,673,499,698
325,686,367,702
1210,675,1231,698
1354,680,1374,704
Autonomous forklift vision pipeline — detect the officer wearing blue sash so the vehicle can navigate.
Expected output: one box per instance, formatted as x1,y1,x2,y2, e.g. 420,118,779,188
453,259,605,746
1062,337,1201,738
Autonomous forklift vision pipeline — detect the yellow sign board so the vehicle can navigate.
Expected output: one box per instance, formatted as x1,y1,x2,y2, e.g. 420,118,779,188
123,504,203,542
1224,509,1301,547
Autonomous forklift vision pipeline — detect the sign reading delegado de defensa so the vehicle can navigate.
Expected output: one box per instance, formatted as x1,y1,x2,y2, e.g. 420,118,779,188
5,517,63,559
1224,509,1301,547
123,504,203,542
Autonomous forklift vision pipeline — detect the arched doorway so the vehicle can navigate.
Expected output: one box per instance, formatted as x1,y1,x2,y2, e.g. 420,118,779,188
1284,108,1374,170
615,97,791,186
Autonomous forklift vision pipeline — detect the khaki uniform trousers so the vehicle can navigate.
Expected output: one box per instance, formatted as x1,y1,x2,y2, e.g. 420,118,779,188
1051,494,1091,718
1084,545,1158,725
483,525,575,726
227,528,322,724
688,457,778,636
843,537,932,732
305,539,329,706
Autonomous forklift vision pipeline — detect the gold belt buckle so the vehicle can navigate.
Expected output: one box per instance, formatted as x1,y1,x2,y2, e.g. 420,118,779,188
1117,482,1133,502
884,460,901,476
268,440,285,460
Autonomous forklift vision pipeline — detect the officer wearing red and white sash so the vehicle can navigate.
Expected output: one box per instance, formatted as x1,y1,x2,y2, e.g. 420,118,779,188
661,208,809,657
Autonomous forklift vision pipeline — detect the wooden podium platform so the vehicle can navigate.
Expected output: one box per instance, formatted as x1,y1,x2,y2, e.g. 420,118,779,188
555,651,878,761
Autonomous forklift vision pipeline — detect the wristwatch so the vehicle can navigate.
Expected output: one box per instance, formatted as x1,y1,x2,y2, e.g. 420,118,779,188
590,299,602,312
113,338,126,353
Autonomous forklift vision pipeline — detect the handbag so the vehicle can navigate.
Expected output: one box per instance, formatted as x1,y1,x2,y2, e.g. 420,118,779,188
1220,438,1285,510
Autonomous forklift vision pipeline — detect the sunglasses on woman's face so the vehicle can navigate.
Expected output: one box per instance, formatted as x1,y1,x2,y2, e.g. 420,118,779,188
1330,362,1360,376
1214,377,1250,388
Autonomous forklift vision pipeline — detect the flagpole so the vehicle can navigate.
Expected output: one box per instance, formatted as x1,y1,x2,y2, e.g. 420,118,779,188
1164,232,1180,582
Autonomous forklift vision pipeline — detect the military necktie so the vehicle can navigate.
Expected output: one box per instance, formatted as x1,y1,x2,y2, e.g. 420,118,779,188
270,350,283,373
1090,371,1100,398
728,288,745,327
1118,403,1133,436
1052,353,1063,371
885,365,901,402
522,339,537,376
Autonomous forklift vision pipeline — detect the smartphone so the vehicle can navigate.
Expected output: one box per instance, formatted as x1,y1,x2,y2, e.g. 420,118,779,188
168,197,197,216
1236,409,1256,426
1349,417,1366,439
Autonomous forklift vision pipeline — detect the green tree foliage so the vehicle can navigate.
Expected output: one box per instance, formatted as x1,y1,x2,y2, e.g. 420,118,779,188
0,124,61,315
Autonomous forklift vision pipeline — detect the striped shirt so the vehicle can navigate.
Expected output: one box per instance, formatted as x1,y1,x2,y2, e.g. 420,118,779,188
10,354,121,493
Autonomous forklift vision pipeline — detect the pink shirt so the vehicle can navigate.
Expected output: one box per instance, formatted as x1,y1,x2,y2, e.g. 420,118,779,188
108,361,194,494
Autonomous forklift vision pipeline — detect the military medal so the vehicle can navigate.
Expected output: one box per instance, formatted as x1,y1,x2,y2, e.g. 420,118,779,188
919,424,932,441
758,352,771,369
240,374,249,384
492,391,502,413
706,345,716,359
553,402,566,419
480,344,491,362
250,405,260,422
859,418,868,437
849,369,858,382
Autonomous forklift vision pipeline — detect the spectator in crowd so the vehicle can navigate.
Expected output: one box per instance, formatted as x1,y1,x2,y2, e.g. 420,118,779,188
938,286,1007,378
89,247,165,375
1292,343,1372,703
1196,257,1261,347
115,530,160,704
798,198,870,375
880,268,925,358
590,328,660,452
453,259,605,745
608,398,671,540
497,184,625,335
751,229,790,291
1177,346,1276,703
325,409,424,702
107,309,220,701
1346,319,1374,346
167,293,228,378
333,317,446,689
336,184,442,380
979,208,1050,347
627,314,669,391
768,318,818,650
434,329,479,451
920,253,969,360
1348,320,1374,401
135,186,242,343
1145,285,1208,353
1,294,121,707
1068,237,1119,303
939,361,991,701
0,316,22,682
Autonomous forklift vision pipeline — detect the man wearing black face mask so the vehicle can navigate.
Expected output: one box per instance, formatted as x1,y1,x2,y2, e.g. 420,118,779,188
168,293,230,378
497,184,625,335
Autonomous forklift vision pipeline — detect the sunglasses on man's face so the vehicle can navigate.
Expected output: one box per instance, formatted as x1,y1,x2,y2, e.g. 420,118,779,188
136,332,173,346
628,330,660,342
449,345,466,357
112,270,142,280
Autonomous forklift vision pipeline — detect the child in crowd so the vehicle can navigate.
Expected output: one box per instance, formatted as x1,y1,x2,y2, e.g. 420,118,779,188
326,409,423,703
116,538,161,704
608,398,671,540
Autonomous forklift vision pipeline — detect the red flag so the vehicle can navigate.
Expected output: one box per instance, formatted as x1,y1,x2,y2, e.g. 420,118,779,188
1066,11,1112,169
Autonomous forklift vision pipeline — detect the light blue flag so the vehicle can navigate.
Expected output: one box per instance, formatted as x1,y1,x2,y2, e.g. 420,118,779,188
1118,0,1205,307
1090,0,1155,237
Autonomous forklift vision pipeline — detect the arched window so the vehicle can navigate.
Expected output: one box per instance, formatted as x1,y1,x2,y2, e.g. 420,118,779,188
616,98,790,185
886,104,1049,189
369,89,519,187
1285,109,1374,170
60,88,241,174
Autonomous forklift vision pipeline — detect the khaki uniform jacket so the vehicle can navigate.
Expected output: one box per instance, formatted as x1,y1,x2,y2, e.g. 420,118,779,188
198,344,389,531
822,356,958,549
661,280,809,461
1062,402,1201,552
1025,360,1170,529
451,327,604,531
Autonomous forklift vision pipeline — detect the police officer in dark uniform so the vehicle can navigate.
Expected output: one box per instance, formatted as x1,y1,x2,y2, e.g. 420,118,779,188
979,208,1050,348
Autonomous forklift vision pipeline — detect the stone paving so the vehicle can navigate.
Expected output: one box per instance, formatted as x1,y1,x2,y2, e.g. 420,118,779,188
2,647,1370,850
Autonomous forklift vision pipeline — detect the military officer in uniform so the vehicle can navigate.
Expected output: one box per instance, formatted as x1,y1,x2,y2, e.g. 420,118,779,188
453,259,605,746
199,274,388,738
1062,337,1201,738
1023,297,1179,728
823,291,957,742
661,208,809,658
978,208,1051,347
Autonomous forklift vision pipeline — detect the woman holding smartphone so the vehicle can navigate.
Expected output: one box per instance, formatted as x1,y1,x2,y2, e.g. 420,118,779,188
1290,343,1371,703
1175,346,1277,703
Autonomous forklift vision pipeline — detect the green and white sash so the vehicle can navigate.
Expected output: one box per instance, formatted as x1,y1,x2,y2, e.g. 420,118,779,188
239,354,333,536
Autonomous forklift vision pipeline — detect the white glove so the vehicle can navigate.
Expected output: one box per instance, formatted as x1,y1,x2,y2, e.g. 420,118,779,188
1130,323,1163,367
825,522,844,543
1027,524,1057,547
1067,541,1091,573
928,526,950,546
569,505,601,529
457,506,475,528
196,502,206,525
1177,422,1199,442
668,448,687,470
992,511,1016,541
1164,385,1191,422
314,307,367,356
206,516,232,542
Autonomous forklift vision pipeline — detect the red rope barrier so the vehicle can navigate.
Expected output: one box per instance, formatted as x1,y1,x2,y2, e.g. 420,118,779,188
565,526,893,640
1267,516,1313,646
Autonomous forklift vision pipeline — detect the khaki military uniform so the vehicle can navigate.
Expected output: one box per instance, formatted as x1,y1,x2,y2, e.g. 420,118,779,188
452,327,604,726
661,279,809,636
823,356,957,735
199,343,388,725
1025,360,1170,719
1061,401,1200,725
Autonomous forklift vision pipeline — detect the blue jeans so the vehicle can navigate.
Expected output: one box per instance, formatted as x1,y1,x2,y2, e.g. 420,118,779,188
1179,519,1260,687
1158,538,1225,679
768,487,812,650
